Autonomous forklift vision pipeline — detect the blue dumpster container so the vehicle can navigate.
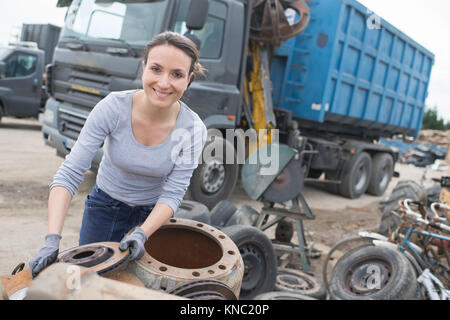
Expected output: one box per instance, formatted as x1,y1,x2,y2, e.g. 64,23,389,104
271,0,434,138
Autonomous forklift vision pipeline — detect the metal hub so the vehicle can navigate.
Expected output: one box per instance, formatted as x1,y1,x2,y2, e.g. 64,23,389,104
57,242,129,276
354,162,369,191
201,159,225,194
136,218,243,288
277,273,312,291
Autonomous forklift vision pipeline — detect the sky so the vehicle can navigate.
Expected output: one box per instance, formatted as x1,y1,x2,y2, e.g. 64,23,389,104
0,0,449,122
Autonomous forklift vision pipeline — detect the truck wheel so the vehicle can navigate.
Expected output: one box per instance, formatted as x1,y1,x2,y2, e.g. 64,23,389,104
366,153,394,196
339,152,372,199
173,200,211,224
275,268,327,299
329,246,418,300
189,137,239,210
209,200,237,229
221,225,277,300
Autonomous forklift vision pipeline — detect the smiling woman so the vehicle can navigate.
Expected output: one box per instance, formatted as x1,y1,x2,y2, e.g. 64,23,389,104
28,31,208,279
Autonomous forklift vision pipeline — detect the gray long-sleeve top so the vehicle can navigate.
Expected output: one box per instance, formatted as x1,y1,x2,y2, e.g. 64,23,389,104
50,90,207,213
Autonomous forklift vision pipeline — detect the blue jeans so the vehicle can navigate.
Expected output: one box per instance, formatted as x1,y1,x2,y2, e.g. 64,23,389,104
79,185,155,245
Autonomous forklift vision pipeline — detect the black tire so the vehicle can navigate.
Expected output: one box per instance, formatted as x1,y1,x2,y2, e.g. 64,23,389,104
274,220,294,243
221,225,278,300
225,205,260,227
329,246,418,300
253,291,317,300
366,153,394,196
275,267,327,299
173,200,211,224
378,180,427,236
339,152,372,199
209,200,237,229
189,137,239,210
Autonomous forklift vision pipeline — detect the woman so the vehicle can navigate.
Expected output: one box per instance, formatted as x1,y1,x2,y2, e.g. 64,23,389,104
29,31,208,278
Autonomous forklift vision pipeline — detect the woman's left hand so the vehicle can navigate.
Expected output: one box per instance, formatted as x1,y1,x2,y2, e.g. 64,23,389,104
119,227,148,261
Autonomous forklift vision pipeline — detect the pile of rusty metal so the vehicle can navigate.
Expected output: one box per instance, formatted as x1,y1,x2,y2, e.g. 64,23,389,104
1,218,244,300
322,178,450,300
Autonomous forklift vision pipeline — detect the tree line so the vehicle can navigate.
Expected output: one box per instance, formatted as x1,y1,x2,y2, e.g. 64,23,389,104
422,106,450,130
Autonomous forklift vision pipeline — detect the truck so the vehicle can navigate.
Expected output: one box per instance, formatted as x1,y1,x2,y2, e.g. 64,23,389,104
20,24,62,66
41,0,434,209
0,24,61,121
0,42,46,121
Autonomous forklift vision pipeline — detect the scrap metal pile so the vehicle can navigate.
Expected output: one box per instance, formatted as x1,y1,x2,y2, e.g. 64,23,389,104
323,178,450,300
380,130,450,169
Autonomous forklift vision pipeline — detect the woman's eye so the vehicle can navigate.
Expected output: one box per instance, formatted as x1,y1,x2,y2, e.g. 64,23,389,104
172,72,183,79
151,66,160,72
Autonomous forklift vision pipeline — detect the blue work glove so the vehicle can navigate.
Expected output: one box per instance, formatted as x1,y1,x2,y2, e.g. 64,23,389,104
29,233,61,279
119,227,148,261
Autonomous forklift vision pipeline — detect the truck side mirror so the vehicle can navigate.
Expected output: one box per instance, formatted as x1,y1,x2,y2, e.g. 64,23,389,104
186,0,209,30
0,61,5,78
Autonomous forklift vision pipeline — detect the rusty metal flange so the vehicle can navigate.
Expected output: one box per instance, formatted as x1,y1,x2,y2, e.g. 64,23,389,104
250,0,311,45
126,218,244,298
57,242,129,276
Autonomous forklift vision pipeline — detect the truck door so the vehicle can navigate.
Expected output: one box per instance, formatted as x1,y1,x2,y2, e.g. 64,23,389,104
171,0,245,126
0,50,43,117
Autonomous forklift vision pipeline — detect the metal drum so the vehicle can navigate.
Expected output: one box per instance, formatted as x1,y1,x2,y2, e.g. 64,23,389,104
125,218,244,298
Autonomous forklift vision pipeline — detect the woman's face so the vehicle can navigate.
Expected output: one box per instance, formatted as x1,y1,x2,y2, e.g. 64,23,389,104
141,44,192,110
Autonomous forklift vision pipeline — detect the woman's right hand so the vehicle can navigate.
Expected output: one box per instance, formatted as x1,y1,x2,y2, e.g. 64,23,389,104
29,234,61,279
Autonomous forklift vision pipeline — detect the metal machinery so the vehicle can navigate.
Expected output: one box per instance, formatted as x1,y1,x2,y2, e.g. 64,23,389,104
241,0,316,272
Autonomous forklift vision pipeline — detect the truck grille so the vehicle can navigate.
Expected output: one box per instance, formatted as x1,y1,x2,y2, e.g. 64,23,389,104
57,107,88,140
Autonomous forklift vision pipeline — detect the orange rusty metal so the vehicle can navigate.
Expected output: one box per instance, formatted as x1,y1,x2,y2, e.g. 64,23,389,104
1,268,32,298
250,0,311,45
126,218,244,298
57,242,129,276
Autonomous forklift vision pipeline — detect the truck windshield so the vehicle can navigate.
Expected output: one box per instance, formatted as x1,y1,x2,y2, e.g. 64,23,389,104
60,0,168,47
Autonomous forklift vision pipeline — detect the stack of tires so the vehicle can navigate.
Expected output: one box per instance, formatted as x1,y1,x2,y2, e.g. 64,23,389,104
186,200,327,300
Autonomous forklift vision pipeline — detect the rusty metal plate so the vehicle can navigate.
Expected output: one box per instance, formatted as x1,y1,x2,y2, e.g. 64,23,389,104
57,242,129,276
1,268,32,299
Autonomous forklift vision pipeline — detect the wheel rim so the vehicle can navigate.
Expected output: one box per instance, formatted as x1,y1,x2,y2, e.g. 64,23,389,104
201,160,226,194
354,162,369,192
378,163,391,191
240,244,265,293
344,259,392,295
277,273,313,291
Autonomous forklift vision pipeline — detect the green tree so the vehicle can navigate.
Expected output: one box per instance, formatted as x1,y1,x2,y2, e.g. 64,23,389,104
422,106,448,130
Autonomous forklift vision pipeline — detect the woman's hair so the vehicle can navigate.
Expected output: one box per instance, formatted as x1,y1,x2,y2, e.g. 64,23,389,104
143,31,206,86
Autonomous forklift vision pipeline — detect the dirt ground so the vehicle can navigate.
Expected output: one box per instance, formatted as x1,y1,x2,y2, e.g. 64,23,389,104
0,116,447,288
